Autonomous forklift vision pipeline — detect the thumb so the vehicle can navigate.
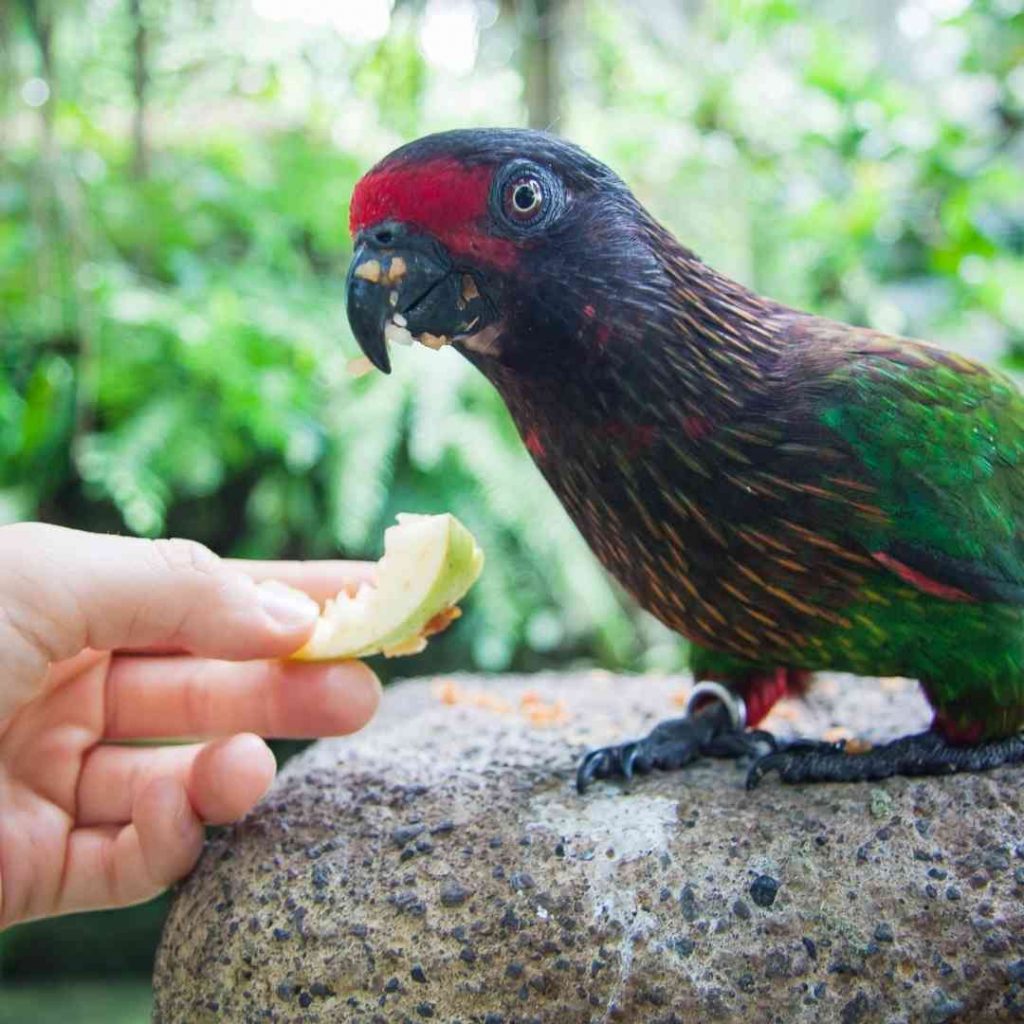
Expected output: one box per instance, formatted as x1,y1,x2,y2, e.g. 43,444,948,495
0,523,321,689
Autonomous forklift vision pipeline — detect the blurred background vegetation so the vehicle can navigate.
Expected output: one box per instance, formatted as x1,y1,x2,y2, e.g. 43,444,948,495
1,0,1022,1017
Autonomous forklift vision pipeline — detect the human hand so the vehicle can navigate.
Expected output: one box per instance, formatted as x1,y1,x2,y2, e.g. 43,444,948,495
0,523,381,928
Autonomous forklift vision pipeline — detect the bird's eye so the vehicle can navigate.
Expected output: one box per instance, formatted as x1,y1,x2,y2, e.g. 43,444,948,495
492,160,564,233
504,177,544,222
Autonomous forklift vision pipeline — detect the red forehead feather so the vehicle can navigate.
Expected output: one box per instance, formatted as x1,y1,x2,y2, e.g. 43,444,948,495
349,158,518,270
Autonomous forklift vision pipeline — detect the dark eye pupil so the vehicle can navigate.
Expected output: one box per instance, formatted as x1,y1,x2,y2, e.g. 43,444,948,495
513,182,539,212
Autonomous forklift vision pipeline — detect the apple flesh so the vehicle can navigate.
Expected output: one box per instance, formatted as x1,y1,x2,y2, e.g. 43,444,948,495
291,513,484,661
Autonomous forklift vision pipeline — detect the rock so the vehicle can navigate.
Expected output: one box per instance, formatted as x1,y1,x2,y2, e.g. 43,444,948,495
153,672,1024,1023
748,874,779,909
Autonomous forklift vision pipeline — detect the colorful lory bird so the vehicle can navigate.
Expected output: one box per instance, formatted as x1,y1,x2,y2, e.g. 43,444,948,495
344,128,1024,789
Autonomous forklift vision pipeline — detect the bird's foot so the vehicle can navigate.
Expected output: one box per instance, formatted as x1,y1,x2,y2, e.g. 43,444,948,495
747,730,1024,788
576,685,777,793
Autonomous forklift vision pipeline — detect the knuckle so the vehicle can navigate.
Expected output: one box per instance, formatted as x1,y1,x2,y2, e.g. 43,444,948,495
144,538,235,644
148,537,221,580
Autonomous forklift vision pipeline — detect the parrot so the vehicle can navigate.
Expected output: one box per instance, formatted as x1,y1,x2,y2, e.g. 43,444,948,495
343,127,1024,790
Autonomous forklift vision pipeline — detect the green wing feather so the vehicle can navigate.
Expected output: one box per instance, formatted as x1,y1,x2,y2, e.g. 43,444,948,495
803,323,1024,603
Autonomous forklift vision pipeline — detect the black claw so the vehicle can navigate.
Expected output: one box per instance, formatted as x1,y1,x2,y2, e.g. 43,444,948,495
747,730,1024,787
745,762,766,790
576,702,770,794
577,749,606,794
574,754,596,794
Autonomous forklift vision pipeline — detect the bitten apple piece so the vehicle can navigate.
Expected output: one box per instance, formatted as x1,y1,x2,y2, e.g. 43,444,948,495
291,513,484,661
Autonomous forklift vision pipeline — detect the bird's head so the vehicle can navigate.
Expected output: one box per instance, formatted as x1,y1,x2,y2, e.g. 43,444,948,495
346,127,666,376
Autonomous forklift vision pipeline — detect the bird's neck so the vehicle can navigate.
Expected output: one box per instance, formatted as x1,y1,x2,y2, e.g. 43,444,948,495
473,224,783,434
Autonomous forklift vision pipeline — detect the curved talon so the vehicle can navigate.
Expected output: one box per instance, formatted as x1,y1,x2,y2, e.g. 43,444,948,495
620,742,640,780
575,750,603,793
623,745,653,776
745,752,785,789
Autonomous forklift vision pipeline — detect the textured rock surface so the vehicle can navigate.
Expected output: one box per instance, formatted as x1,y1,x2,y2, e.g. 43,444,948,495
153,672,1024,1023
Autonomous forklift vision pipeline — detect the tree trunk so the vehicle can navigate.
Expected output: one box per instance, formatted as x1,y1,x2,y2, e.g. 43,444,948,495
129,0,148,178
522,0,561,132
0,3,13,148
22,0,58,309
24,0,55,149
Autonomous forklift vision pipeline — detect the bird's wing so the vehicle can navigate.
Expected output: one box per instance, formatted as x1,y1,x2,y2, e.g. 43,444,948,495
794,321,1024,604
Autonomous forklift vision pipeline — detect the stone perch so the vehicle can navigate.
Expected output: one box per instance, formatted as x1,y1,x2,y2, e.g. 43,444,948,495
153,673,1024,1023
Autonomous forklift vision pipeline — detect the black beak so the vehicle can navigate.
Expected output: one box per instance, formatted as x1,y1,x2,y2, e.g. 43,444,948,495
346,220,494,374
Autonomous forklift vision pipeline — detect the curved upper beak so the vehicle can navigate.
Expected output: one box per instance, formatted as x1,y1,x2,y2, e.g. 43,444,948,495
346,221,493,374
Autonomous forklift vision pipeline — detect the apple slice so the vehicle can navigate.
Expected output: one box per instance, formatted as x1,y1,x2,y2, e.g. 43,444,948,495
290,513,484,661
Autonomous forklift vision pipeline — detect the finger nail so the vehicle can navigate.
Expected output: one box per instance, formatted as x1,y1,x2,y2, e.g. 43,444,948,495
257,580,320,630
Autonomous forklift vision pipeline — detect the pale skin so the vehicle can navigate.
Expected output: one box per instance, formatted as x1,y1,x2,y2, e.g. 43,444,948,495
0,523,382,929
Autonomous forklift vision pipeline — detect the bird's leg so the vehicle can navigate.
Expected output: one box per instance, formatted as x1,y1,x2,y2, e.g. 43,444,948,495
748,690,1024,787
575,660,804,793
747,730,1024,787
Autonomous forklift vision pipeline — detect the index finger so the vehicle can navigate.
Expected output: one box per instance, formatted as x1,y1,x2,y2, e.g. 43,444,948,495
120,560,377,656
0,525,333,682
227,559,376,604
